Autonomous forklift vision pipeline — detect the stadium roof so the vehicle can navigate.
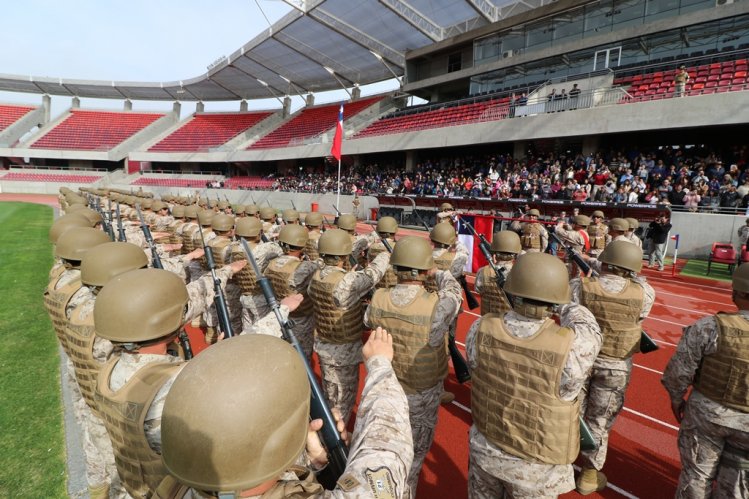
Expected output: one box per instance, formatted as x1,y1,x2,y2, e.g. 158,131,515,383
0,0,549,102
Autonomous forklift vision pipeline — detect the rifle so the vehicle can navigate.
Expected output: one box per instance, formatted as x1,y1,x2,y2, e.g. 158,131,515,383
178,331,194,360
115,203,127,242
136,204,163,270
196,214,234,339
458,217,510,299
106,198,115,241
240,238,347,488
548,226,659,354
95,195,114,241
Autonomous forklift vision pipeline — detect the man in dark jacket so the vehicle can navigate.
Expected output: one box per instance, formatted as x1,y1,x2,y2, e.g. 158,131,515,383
647,214,672,271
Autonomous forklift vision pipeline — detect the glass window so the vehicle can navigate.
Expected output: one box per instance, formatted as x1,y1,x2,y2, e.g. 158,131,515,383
526,20,554,49
584,1,614,37
501,31,526,52
679,0,714,15
474,36,501,65
612,0,645,29
645,0,679,22
553,8,585,43
448,53,462,73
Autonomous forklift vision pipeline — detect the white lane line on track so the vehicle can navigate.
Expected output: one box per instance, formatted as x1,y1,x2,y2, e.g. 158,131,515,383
633,363,664,375
644,273,732,292
646,316,687,327
656,290,733,306
622,407,679,431
654,302,713,316
451,402,641,498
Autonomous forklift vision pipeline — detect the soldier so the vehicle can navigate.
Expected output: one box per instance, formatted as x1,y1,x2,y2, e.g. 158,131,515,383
437,201,456,224
93,264,243,498
365,236,462,496
264,224,319,360
233,204,245,217
662,263,749,498
608,217,631,243
303,212,324,261
232,217,283,332
587,210,610,257
308,228,390,425
474,231,521,316
465,253,602,498
519,208,549,253
151,200,174,232
48,214,99,279
166,204,186,246
66,242,150,499
368,216,399,289
155,329,413,498
179,205,201,257
259,206,277,236
203,213,242,342
336,213,376,269
625,217,643,249
218,200,230,214
554,214,591,277
571,241,655,494
245,204,260,219
187,209,216,283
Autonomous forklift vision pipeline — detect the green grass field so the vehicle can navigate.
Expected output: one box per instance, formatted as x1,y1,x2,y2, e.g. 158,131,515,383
679,258,734,281
0,202,67,498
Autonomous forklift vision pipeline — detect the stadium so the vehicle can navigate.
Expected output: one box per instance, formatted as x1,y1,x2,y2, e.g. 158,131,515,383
1,0,748,497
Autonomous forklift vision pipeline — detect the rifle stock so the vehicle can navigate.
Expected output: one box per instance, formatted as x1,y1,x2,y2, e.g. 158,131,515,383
136,205,163,270
240,238,347,488
115,203,126,242
196,214,234,339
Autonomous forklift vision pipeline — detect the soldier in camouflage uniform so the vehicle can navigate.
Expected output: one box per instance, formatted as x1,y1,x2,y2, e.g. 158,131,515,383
365,236,462,497
474,230,521,316
308,229,390,425
259,206,278,237
587,210,610,257
571,241,655,494
93,263,243,499
245,204,260,219
232,217,284,333
662,263,749,498
554,215,592,277
303,212,324,261
336,213,377,270
519,209,549,253
625,217,643,249
151,200,174,232
436,201,457,224
203,214,242,342
367,216,398,289
264,224,320,360
155,328,413,499
607,217,631,243
465,253,602,499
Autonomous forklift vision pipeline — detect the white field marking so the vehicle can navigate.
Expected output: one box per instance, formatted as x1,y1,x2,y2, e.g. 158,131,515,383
654,302,713,316
645,272,733,292
645,316,688,327
633,363,664,375
622,407,679,431
451,402,641,498
656,290,733,307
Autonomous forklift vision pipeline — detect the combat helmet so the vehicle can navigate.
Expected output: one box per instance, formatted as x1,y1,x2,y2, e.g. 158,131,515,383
49,213,93,243
259,207,276,222
278,224,308,249
391,236,434,281
430,223,456,246
317,229,353,257
504,253,570,319
336,214,357,232
282,209,299,223
599,240,643,275
211,214,235,233
304,212,323,228
80,242,149,287
235,218,262,239
55,227,111,262
439,202,453,212
609,218,629,232
376,216,398,236
160,335,310,492
490,231,521,258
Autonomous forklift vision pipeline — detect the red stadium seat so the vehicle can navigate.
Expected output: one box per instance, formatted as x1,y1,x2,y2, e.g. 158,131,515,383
707,242,737,275
741,245,749,265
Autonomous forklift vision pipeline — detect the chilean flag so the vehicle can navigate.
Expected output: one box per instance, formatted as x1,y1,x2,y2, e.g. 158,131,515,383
331,103,344,161
456,214,495,273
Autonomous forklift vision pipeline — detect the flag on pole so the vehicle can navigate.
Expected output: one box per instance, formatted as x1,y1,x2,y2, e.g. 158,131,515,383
331,103,344,161
456,214,495,273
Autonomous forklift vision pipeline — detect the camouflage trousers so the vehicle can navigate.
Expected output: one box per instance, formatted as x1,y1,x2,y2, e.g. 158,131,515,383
239,294,270,334
314,339,362,426
205,282,243,337
291,314,315,363
468,426,573,499
405,382,443,498
579,362,632,470
676,395,749,498
67,360,128,497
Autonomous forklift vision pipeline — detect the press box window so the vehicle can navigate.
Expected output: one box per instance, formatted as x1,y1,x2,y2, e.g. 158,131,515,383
448,52,462,73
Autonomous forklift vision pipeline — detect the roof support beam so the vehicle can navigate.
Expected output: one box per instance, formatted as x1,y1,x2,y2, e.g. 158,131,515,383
378,0,444,42
273,31,359,85
466,0,498,23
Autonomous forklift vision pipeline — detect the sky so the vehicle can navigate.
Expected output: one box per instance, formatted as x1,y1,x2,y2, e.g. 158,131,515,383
0,0,401,119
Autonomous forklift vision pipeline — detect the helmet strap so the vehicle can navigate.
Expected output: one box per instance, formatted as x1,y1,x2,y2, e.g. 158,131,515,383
496,253,514,262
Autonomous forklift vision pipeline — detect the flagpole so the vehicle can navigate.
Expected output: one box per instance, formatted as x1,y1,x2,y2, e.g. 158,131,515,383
336,157,341,212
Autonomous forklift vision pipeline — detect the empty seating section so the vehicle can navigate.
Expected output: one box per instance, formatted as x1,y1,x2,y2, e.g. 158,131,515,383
249,97,382,150
149,112,273,152
0,172,103,183
223,176,275,189
354,96,511,139
0,104,35,132
614,58,749,101
31,110,164,150
131,177,219,188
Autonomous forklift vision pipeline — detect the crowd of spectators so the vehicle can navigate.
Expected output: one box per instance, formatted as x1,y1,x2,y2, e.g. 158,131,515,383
243,143,749,213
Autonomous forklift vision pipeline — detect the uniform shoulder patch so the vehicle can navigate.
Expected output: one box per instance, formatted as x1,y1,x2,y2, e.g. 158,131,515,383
336,473,361,492
364,466,397,499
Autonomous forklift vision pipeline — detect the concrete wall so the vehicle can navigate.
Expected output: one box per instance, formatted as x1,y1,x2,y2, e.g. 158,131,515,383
667,211,747,259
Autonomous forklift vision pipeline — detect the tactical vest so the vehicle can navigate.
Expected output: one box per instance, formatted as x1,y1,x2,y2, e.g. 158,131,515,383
304,231,321,261
167,220,185,245
478,265,512,316
580,278,643,359
262,221,274,235
64,303,101,413
49,262,65,281
588,223,607,250
230,242,261,295
180,223,200,254
308,268,364,344
205,236,233,269
521,223,542,249
368,239,397,288
44,272,83,351
193,228,213,268
426,249,456,292
472,315,580,464
95,359,183,499
694,313,749,412
265,257,313,319
368,288,444,393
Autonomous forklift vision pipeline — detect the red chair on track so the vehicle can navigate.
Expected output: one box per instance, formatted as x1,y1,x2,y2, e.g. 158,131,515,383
707,242,737,275
740,244,749,265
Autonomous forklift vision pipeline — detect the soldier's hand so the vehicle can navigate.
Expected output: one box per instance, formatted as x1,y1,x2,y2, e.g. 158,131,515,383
671,398,686,423
159,243,182,252
306,409,349,469
228,260,247,275
280,293,304,313
363,327,393,362
184,248,205,261
152,231,171,240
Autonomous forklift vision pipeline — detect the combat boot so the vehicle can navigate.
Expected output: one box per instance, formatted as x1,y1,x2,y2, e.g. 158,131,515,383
88,482,109,499
440,391,455,404
576,467,607,495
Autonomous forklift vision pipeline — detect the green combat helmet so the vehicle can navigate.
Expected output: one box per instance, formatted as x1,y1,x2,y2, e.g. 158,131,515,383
430,223,456,246
504,253,570,319
376,216,398,236
318,229,353,256
160,335,310,492
278,224,308,249
491,231,522,255
235,218,262,239
336,214,357,232
55,227,111,262
391,236,434,281
599,240,643,274
80,242,149,287
304,212,323,228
